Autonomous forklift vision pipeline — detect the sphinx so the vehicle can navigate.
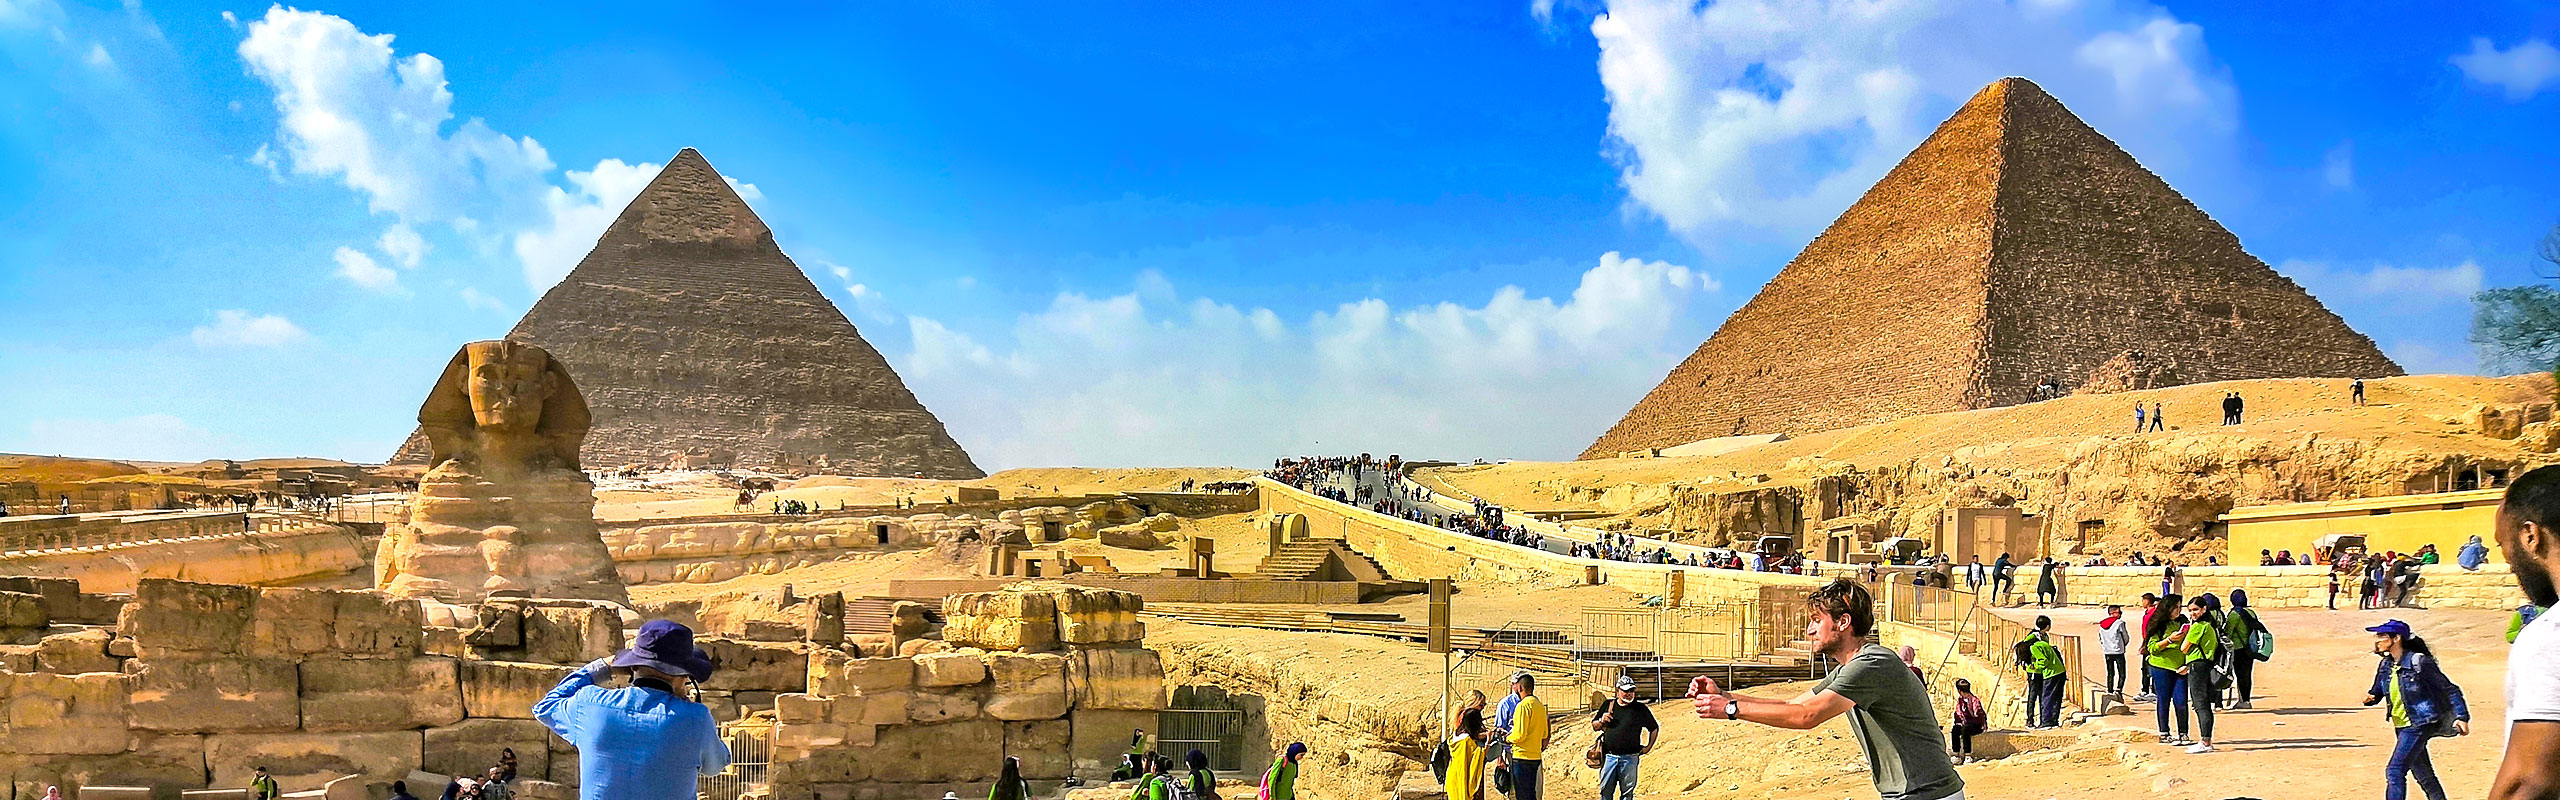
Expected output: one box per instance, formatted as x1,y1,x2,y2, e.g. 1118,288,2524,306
377,340,628,604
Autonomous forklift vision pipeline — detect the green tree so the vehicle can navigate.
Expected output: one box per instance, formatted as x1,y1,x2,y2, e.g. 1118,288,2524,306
2471,222,2560,397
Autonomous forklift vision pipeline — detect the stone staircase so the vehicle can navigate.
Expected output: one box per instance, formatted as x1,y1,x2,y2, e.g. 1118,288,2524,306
1761,637,1816,667
1254,540,1389,581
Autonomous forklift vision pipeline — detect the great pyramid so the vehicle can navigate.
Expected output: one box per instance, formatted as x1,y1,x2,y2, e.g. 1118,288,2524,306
393,148,984,478
1584,78,2399,459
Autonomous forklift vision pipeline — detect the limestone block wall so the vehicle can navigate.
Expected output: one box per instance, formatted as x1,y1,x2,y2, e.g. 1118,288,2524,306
602,507,1079,585
2053,565,2529,610
1258,479,1825,604
766,586,1169,800
0,524,366,593
0,578,630,799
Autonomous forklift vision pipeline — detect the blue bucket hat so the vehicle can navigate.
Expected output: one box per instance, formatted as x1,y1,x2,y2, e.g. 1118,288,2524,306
614,619,718,679
2365,619,2412,636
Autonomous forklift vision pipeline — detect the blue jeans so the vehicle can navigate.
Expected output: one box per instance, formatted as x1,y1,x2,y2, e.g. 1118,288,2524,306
1509,758,1541,800
1597,754,1640,800
2150,665,2188,737
2386,726,2447,800
2036,673,2065,728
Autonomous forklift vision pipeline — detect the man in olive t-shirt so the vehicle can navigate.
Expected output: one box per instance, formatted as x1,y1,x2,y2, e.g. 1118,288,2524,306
1689,579,1964,800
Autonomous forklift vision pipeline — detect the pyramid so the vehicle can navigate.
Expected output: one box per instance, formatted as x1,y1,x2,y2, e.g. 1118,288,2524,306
393,149,984,478
1583,78,2399,459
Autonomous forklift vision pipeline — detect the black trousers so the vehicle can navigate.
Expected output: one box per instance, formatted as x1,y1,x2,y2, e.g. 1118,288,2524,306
2104,653,2128,696
2229,651,2255,702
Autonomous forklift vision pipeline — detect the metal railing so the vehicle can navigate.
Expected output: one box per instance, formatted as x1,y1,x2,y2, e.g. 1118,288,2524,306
698,725,771,800
1881,582,2096,719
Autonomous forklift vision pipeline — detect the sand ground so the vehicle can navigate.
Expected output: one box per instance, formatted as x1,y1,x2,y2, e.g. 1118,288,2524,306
1418,373,2551,516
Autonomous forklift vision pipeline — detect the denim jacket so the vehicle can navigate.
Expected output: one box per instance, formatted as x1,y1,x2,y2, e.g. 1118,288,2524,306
2366,651,2469,730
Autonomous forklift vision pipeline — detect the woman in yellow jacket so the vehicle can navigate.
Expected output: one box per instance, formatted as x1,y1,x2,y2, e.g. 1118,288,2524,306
1446,707,1489,800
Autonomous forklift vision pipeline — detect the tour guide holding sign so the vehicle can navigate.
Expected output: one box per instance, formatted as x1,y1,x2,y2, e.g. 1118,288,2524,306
1686,579,1964,800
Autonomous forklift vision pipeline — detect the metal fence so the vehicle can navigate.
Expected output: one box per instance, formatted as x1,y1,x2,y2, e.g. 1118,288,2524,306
697,725,771,800
1880,582,2095,717
1163,686,1251,771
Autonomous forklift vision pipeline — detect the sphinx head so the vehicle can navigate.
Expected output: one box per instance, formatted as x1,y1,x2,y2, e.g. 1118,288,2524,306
465,340,556,433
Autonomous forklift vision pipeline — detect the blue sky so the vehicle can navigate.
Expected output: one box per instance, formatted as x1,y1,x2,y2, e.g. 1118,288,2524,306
2,1,2556,470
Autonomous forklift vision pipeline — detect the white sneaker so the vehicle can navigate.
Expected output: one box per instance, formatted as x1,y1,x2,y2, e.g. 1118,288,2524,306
2172,738,2196,746
2185,743,2215,754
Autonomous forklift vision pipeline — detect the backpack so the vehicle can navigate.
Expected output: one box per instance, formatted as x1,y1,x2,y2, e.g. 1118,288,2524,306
1430,741,1451,784
2241,610,2274,661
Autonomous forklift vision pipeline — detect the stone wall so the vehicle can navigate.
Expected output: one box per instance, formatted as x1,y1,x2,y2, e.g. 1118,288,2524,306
603,504,1115,585
764,584,1168,800
1259,479,1824,603
0,524,365,594
0,578,635,799
2051,565,2528,610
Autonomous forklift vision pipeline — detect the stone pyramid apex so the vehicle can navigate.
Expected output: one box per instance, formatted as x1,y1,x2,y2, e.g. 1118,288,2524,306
596,147,772,248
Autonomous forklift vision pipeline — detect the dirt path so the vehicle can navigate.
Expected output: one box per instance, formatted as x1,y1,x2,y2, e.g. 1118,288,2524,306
1982,603,2516,800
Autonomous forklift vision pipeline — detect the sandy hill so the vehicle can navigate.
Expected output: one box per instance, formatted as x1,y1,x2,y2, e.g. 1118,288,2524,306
1426,374,2556,559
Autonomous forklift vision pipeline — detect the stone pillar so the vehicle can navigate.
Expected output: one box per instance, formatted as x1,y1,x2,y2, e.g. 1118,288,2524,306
806,591,845,645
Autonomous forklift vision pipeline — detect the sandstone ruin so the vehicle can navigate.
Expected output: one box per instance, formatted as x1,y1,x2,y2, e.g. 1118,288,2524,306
389,148,982,479
1585,77,2401,458
375,341,627,605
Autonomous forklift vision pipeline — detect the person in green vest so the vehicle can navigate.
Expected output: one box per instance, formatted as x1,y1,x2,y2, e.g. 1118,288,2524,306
2024,616,2067,729
2143,593,2190,744
1261,742,1305,800
249,766,280,800
2171,595,2224,753
1116,729,1149,780
1130,754,1171,800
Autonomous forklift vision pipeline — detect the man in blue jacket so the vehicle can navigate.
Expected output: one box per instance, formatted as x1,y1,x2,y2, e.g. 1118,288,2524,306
535,619,731,800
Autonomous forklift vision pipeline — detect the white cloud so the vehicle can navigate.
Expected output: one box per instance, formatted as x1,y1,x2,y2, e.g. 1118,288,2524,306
2322,140,2353,190
81,40,107,69
17,414,235,462
190,309,308,349
2385,340,2478,376
238,8,552,224
238,8,745,293
377,222,426,267
459,286,508,313
2280,259,2483,305
512,157,657,289
331,246,398,291
895,252,1712,469
2452,37,2560,101
1583,0,2236,235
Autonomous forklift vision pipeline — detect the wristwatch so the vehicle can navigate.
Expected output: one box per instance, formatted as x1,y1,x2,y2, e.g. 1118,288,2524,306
1724,699,1740,721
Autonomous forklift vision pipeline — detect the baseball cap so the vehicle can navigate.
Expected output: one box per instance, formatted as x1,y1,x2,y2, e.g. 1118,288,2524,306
2366,619,2412,636
1614,675,1637,691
